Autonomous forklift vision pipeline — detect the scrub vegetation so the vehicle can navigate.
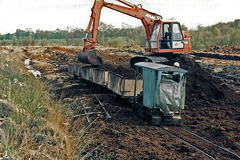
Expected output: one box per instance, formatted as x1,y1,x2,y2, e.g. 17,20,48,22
0,19,240,49
190,19,240,50
0,48,92,159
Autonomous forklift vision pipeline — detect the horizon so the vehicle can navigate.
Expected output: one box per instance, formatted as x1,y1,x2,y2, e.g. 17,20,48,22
0,19,239,35
0,0,240,34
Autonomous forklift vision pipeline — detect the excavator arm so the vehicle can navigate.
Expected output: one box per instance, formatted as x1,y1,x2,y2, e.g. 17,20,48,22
83,0,162,52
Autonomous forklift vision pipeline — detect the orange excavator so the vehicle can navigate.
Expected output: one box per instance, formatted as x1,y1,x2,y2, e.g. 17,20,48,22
78,0,191,66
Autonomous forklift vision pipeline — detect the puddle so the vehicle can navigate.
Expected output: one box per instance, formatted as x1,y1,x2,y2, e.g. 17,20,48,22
24,59,41,78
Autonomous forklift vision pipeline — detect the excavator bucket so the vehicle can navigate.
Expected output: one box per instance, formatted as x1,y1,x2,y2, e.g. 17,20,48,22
78,49,102,66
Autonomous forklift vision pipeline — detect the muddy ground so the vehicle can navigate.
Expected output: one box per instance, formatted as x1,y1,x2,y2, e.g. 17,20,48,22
16,45,240,159
204,45,240,55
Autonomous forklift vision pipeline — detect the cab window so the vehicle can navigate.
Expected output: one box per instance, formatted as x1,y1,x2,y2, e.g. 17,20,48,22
172,24,183,41
150,23,160,49
160,23,171,49
172,23,184,49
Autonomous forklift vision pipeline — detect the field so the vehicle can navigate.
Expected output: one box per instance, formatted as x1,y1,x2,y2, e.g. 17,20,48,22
0,45,240,159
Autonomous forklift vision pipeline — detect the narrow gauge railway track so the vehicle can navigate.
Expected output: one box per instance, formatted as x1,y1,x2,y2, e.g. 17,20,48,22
160,127,240,160
72,95,111,123
51,62,112,123
52,60,239,159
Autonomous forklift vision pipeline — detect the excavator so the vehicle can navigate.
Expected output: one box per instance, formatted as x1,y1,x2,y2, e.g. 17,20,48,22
78,0,191,66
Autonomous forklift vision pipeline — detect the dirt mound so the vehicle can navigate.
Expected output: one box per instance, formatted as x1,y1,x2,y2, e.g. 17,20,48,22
100,53,240,107
46,47,78,55
99,52,240,106
167,55,240,107
99,63,137,78
41,47,78,64
98,52,138,78
204,45,240,55
43,46,240,107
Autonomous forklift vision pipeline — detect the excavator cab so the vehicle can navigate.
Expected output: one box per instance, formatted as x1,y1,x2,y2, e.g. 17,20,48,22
130,21,190,67
161,23,184,49
148,21,187,53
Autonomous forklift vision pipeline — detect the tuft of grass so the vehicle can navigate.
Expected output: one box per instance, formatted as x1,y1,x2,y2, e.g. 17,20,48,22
0,47,74,159
0,47,115,159
0,63,49,158
0,47,102,159
105,37,134,48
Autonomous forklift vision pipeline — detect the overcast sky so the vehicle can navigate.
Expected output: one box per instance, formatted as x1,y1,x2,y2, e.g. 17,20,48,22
0,0,239,34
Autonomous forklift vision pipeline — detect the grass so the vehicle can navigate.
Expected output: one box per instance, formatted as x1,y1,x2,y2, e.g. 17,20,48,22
0,50,53,158
0,47,94,159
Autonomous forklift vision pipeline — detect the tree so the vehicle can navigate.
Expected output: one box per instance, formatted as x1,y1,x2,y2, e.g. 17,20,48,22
15,29,25,38
41,38,48,46
22,37,30,46
212,27,221,37
12,36,18,46
0,40,8,46
4,33,12,40
18,37,23,46
230,30,240,45
181,24,188,31
28,36,35,46
234,19,240,29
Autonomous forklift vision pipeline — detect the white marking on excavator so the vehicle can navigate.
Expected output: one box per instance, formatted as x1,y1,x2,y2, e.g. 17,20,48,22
145,14,156,20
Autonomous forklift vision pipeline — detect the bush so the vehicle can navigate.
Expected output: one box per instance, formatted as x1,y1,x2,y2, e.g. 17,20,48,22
105,37,135,48
0,39,8,46
0,48,95,159
41,38,48,46
12,36,18,46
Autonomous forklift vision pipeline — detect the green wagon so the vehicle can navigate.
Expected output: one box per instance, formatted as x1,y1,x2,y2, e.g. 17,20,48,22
134,62,188,125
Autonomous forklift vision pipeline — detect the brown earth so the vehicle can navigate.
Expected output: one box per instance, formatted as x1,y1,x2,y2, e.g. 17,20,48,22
204,45,240,55
97,51,137,78
166,56,240,155
24,46,240,159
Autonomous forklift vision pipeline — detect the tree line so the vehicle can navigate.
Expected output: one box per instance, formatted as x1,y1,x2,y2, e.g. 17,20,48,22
0,27,86,46
190,19,240,50
0,19,239,50
0,22,146,47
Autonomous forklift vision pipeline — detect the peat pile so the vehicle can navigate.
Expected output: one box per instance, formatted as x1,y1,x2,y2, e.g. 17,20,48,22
167,55,240,107
45,46,240,107
44,47,78,64
98,52,139,78
99,53,240,108
204,45,240,55
99,63,138,79
169,55,240,153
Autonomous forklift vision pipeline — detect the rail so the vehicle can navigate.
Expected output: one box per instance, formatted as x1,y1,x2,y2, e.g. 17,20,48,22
160,127,240,160
74,96,111,123
159,127,215,160
180,127,240,159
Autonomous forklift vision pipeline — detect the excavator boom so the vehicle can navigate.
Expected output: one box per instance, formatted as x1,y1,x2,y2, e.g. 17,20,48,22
83,0,161,52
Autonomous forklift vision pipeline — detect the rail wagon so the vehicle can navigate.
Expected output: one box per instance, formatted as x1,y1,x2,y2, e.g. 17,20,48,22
68,62,187,125
133,62,187,125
